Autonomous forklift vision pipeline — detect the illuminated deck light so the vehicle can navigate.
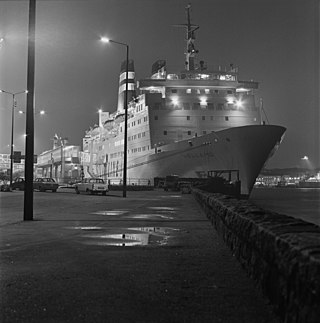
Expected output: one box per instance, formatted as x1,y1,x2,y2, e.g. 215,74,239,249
172,97,179,105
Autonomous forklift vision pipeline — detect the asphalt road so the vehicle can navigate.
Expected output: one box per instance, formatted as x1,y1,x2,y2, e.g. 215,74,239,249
0,189,280,323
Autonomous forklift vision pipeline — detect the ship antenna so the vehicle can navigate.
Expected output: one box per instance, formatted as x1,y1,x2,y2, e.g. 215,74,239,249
173,3,199,71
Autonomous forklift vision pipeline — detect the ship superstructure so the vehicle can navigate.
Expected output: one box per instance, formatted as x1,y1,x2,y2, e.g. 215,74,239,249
82,5,285,196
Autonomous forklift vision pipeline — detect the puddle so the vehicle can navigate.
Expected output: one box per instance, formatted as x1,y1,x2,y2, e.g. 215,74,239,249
70,226,103,230
91,210,129,216
76,226,182,247
148,207,176,211
160,195,182,199
129,214,174,220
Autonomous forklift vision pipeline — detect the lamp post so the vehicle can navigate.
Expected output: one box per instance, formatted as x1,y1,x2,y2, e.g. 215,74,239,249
101,37,129,198
0,90,27,187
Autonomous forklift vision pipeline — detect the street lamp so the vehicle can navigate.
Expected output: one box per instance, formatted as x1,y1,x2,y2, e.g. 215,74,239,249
19,109,45,115
0,89,28,187
101,37,129,198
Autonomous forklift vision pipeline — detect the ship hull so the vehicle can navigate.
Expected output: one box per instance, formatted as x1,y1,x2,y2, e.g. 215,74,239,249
124,125,286,196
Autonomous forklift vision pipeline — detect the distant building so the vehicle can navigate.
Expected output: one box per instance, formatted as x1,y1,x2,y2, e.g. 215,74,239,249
36,136,82,184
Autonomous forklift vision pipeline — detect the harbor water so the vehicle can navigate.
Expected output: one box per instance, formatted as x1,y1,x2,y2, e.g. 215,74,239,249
249,187,320,227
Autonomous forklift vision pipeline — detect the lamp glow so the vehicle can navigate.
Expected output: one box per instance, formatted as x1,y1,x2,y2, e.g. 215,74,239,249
172,97,179,106
100,37,110,43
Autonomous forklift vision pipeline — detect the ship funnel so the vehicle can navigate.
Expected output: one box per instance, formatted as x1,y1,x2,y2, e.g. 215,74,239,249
117,59,135,113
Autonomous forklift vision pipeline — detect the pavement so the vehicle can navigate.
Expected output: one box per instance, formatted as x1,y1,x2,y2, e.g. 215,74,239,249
0,189,280,323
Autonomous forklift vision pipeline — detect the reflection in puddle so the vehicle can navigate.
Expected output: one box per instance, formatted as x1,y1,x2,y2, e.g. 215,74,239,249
71,226,103,230
83,233,150,246
129,214,174,220
128,227,180,234
148,207,176,211
91,210,129,216
78,227,181,247
160,195,182,199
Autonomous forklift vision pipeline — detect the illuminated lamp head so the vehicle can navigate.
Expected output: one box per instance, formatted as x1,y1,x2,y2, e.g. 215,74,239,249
172,97,179,106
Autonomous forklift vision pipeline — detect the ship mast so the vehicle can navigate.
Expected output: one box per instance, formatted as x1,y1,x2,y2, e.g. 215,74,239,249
174,4,199,71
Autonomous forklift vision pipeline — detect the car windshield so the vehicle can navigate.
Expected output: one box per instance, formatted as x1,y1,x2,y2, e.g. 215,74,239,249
90,179,104,183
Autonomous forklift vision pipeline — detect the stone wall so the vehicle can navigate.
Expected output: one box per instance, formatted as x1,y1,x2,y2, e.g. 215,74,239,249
193,189,320,323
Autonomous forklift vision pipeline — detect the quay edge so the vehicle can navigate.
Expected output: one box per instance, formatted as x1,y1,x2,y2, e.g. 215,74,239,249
193,188,320,323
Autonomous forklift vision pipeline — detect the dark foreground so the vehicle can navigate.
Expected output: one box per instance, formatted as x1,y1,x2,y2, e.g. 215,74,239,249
0,189,279,323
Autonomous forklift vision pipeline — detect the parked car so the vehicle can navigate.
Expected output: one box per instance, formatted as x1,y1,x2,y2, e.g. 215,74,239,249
178,181,192,194
11,177,25,191
33,178,59,192
75,178,109,195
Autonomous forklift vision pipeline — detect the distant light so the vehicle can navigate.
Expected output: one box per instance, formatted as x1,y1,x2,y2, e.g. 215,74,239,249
98,109,102,113
301,156,309,160
39,110,45,115
236,88,248,93
19,110,24,114
0,38,3,42
100,37,110,43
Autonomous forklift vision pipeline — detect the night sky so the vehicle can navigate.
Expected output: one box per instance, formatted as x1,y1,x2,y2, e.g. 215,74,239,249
0,0,319,169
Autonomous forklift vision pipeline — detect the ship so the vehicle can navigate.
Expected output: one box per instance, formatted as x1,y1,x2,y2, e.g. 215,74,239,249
298,173,320,188
82,5,286,197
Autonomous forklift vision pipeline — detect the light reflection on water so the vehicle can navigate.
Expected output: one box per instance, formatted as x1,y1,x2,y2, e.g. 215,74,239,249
69,226,182,247
91,210,129,216
148,207,176,211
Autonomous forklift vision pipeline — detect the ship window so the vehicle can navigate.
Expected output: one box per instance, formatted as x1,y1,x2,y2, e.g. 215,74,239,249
186,89,192,94
205,89,210,94
207,103,214,110
171,89,177,93
164,131,167,135
192,103,200,110
215,90,219,94
188,131,191,135
183,103,190,110
155,116,158,120
202,116,205,120
187,116,190,120
203,130,207,135
225,116,229,121
227,90,233,94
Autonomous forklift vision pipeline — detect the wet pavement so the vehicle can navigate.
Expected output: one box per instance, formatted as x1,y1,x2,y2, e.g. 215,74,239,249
0,189,280,322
